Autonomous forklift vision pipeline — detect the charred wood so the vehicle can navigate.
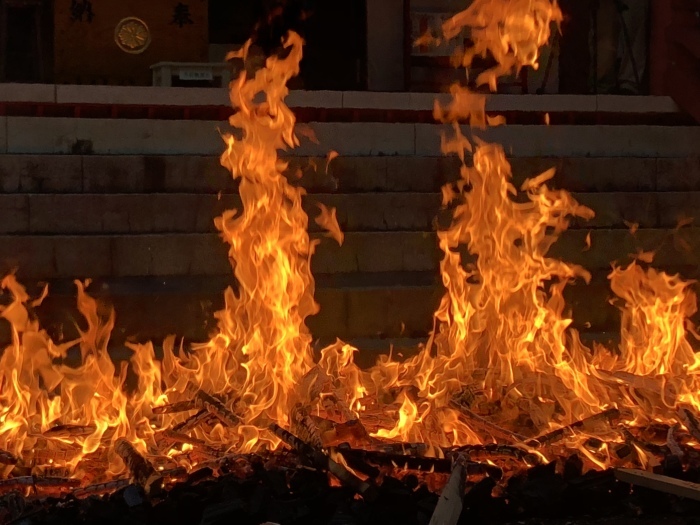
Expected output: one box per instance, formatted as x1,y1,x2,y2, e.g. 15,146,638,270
678,407,700,442
0,450,18,466
449,399,526,443
0,476,79,495
172,409,214,433
270,424,378,501
194,391,241,427
41,425,96,439
666,424,684,458
115,438,163,495
152,400,197,415
290,403,324,448
449,443,540,464
72,478,130,499
526,408,620,447
162,430,221,457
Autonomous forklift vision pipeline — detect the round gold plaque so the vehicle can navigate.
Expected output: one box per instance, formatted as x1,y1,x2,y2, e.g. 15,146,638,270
114,17,151,54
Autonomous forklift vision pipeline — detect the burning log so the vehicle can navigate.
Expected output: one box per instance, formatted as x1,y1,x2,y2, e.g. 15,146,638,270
270,424,378,501
368,441,427,457
666,424,684,458
615,468,700,501
0,450,18,466
526,408,620,447
194,390,241,427
172,409,214,433
41,425,96,439
115,439,163,495
290,403,324,448
162,430,221,457
451,443,541,465
72,479,130,499
677,407,700,442
596,370,677,403
428,454,467,525
449,399,526,443
0,476,80,495
152,401,197,415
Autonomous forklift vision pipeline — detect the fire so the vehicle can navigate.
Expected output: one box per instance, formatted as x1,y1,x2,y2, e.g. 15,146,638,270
1,0,699,493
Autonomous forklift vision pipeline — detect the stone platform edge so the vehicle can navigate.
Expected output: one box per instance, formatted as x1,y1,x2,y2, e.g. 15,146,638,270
0,84,681,114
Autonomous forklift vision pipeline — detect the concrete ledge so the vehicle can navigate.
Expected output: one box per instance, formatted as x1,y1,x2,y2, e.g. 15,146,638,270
0,193,443,235
0,84,681,114
1,155,699,194
5,118,699,156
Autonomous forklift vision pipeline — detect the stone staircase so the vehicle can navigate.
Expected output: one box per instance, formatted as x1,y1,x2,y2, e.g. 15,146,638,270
1,141,700,365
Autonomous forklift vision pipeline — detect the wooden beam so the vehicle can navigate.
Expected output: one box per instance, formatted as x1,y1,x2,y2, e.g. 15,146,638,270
615,468,700,501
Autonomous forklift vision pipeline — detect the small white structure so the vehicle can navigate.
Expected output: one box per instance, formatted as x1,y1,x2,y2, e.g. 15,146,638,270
150,62,233,88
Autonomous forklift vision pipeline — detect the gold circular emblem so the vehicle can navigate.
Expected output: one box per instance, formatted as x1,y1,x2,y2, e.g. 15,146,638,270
114,17,151,54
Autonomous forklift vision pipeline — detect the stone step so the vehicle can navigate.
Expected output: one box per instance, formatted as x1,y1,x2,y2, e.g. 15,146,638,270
1,155,698,195
0,273,687,353
2,229,700,279
2,118,699,156
3,191,700,234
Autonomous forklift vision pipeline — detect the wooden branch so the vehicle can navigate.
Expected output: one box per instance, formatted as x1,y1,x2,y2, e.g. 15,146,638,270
596,370,677,403
667,424,684,458
0,476,80,495
291,403,324,448
450,443,540,464
615,468,700,501
194,390,241,427
115,438,163,494
270,424,378,501
449,399,526,443
72,479,130,499
0,449,18,465
42,425,96,439
678,407,700,442
526,408,620,447
171,409,213,433
162,430,221,457
152,400,197,415
429,454,467,525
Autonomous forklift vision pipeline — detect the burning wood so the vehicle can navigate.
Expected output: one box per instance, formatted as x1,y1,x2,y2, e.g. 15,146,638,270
194,390,240,427
677,407,700,442
449,399,526,443
0,476,80,495
162,430,221,457
526,408,620,447
72,479,130,499
270,424,378,501
428,454,467,525
41,424,96,439
666,424,684,458
172,409,214,433
115,439,163,495
0,450,18,466
152,401,197,415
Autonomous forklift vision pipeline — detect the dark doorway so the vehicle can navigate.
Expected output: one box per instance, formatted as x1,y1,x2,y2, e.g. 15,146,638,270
208,0,367,90
0,0,53,83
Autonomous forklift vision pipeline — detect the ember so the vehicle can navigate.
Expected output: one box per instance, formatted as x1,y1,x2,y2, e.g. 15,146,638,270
2,0,700,524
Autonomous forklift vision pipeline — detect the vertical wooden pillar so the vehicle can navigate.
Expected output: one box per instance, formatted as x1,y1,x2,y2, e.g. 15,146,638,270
649,0,673,95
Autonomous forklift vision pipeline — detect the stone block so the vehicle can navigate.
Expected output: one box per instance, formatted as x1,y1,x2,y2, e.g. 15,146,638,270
656,157,700,191
0,195,29,233
54,236,111,278
0,83,55,103
186,234,231,276
56,85,228,107
386,156,442,192
342,91,411,109
572,192,658,229
83,156,146,193
0,155,82,193
656,192,700,227
112,236,153,277
287,90,343,109
489,94,597,113
6,117,78,154
309,288,349,340
596,95,679,113
296,123,415,156
356,232,438,273
0,236,56,279
29,195,101,234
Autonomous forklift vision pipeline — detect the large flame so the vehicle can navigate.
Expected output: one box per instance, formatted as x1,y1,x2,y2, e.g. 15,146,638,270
0,0,699,488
